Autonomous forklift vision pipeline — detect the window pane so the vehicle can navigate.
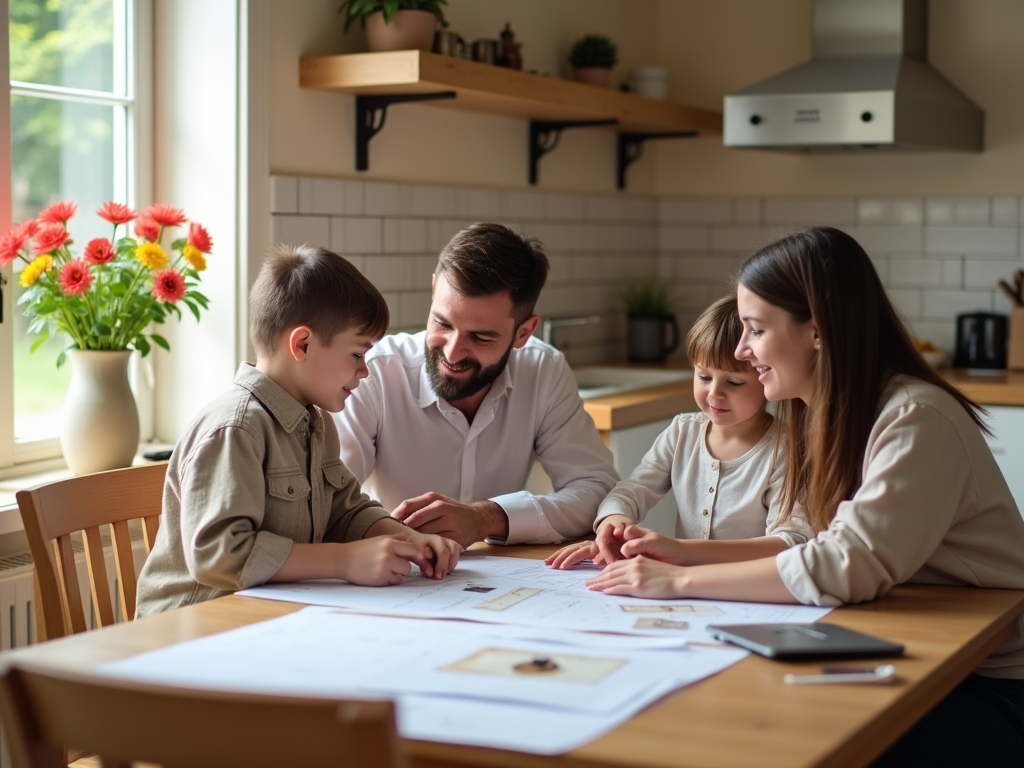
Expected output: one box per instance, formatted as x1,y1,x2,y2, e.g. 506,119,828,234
9,0,118,94
11,94,118,441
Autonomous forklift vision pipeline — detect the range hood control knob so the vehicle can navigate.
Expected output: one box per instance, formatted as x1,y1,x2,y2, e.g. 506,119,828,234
749,114,762,126
861,111,874,123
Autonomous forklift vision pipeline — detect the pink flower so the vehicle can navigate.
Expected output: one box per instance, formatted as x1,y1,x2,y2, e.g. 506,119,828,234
83,237,116,265
187,221,213,254
58,260,94,295
37,200,77,224
14,219,39,239
0,229,27,266
152,268,186,302
33,223,72,255
134,217,161,242
144,203,186,228
97,201,138,225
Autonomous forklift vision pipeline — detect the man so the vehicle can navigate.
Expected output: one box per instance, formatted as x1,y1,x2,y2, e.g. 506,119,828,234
334,223,618,549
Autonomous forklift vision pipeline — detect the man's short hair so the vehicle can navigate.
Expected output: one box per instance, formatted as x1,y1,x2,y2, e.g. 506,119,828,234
435,223,550,326
249,243,389,357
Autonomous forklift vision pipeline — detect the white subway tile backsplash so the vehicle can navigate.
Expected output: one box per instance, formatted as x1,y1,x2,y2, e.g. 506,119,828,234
926,198,990,225
309,178,346,215
963,260,1023,289
942,259,963,287
659,226,710,252
851,226,924,254
397,219,428,253
886,288,922,318
586,196,627,222
889,259,943,287
363,256,413,292
455,188,499,219
380,292,401,330
992,198,1020,226
675,256,739,282
365,182,401,216
344,181,365,215
925,227,1018,256
711,226,790,253
922,289,993,319
344,217,383,254
734,199,761,224
405,185,453,217
413,255,436,287
399,291,431,327
856,198,923,226
270,176,298,214
543,193,586,221
626,198,657,222
272,215,329,247
500,190,544,220
658,199,732,224
764,199,856,226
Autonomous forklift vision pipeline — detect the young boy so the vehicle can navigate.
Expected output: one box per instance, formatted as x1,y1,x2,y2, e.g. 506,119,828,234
136,244,460,616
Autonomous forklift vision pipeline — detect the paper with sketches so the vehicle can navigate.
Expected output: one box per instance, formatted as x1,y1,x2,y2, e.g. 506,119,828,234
238,554,832,640
99,607,748,754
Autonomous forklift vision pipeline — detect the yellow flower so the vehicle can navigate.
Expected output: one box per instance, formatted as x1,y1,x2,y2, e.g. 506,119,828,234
182,243,207,271
19,255,53,287
135,242,168,270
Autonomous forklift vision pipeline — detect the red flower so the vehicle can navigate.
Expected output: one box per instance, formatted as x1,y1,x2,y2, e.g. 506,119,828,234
37,200,77,224
134,217,161,242
187,221,213,254
14,219,39,239
97,201,138,225
33,223,72,255
152,268,186,303
0,229,27,266
84,237,116,265
144,203,186,228
58,259,94,295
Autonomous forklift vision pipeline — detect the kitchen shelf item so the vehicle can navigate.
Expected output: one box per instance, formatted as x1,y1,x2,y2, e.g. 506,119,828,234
299,50,721,188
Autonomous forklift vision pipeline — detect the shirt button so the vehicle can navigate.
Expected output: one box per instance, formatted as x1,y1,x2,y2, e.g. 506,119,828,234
287,486,294,495
711,462,719,470
709,486,715,493
702,509,709,516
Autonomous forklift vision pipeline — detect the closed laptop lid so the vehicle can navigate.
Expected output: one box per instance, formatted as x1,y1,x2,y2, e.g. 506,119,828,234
706,623,905,660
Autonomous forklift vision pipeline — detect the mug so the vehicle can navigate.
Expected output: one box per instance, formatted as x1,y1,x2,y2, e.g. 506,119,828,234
471,39,498,65
627,314,680,363
433,29,465,58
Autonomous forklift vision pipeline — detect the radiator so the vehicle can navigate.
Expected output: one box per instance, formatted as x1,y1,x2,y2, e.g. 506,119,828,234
0,531,148,768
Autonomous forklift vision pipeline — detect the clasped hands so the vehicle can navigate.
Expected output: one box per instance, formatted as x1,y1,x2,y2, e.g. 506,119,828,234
544,515,690,599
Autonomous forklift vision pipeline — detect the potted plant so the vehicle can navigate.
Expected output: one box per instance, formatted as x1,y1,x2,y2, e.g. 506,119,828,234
568,33,618,88
0,201,213,474
621,279,679,363
339,0,448,53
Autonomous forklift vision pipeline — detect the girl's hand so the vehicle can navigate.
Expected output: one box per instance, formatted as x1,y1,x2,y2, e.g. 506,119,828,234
545,539,599,569
593,515,638,564
585,555,687,599
619,527,689,566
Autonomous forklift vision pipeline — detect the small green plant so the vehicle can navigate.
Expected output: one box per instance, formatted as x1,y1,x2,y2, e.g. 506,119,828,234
568,34,618,69
621,279,674,317
338,0,448,32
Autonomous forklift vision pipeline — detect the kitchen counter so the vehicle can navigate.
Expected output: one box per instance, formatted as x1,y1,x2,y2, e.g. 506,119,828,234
581,363,1024,433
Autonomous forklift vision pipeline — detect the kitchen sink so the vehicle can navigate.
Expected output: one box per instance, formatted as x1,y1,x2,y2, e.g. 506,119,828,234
571,366,693,400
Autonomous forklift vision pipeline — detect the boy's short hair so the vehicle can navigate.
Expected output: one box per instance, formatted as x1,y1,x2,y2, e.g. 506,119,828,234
685,295,746,371
435,223,550,326
249,243,389,357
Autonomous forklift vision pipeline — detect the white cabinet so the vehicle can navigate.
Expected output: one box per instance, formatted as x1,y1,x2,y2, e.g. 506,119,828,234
984,406,1024,519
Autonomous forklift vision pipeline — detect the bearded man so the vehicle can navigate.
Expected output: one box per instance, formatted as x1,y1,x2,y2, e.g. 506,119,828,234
333,222,618,549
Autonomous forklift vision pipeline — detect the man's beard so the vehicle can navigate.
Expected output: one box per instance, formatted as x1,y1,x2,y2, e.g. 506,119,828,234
425,338,515,403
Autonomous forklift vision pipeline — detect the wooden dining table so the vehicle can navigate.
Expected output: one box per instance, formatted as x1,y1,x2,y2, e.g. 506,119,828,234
7,543,1024,768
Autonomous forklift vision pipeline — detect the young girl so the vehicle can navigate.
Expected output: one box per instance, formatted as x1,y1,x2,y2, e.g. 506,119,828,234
585,227,1024,765
546,295,811,570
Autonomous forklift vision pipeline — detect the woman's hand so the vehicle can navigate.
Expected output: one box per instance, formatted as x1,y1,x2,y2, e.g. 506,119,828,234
585,555,687,599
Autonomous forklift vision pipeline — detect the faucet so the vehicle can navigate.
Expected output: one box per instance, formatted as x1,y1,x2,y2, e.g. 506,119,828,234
540,315,602,348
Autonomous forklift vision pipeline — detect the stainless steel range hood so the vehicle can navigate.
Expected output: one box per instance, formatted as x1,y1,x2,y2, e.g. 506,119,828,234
723,0,983,152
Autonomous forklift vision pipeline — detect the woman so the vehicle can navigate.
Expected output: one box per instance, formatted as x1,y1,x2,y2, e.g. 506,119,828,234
586,227,1024,765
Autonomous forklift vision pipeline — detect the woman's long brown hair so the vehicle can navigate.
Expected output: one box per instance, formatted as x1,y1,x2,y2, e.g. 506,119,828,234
737,227,988,534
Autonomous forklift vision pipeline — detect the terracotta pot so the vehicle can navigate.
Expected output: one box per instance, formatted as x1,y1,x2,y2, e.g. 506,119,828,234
365,9,437,52
61,350,140,475
573,67,612,88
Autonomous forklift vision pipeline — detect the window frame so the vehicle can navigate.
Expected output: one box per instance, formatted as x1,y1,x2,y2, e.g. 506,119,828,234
0,0,152,473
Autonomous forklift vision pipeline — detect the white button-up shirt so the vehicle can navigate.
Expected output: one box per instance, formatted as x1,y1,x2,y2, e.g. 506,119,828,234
333,332,619,545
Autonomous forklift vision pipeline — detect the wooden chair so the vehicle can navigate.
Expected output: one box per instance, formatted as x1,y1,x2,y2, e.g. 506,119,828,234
0,661,405,768
16,463,166,642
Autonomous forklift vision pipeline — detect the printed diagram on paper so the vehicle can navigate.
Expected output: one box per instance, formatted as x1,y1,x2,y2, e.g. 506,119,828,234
239,555,831,638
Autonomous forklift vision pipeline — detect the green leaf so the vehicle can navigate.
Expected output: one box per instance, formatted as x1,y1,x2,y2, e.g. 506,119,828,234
135,336,151,357
56,351,67,369
184,299,201,323
150,333,171,351
92,321,112,336
171,237,186,250
30,333,51,353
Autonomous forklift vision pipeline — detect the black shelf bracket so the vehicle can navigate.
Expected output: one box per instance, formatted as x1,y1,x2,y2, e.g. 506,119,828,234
529,119,617,185
617,131,698,189
356,91,457,171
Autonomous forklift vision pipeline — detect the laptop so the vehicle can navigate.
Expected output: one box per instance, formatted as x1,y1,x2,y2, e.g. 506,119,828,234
706,623,905,660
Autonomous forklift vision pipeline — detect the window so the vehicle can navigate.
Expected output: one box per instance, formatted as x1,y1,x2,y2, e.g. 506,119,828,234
2,0,148,469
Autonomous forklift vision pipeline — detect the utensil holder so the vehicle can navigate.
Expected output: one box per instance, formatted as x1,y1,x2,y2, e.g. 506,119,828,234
1008,307,1024,370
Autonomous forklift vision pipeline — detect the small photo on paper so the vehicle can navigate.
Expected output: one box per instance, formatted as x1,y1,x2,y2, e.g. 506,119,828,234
634,617,689,630
442,648,626,684
463,585,496,593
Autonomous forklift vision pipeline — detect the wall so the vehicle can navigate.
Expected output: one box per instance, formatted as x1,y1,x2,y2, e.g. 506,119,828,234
654,0,1024,197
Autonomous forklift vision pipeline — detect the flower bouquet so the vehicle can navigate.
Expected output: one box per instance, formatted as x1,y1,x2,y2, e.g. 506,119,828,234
0,200,212,367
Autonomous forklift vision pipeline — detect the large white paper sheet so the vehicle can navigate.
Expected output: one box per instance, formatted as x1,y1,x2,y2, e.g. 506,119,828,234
238,554,833,640
100,607,747,754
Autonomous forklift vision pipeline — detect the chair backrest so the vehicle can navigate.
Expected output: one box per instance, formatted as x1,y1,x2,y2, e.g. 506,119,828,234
16,463,167,641
0,661,405,768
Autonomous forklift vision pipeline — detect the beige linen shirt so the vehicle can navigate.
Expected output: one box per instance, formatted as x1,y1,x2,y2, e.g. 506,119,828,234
777,375,1024,678
595,413,812,545
136,363,390,616
333,332,618,545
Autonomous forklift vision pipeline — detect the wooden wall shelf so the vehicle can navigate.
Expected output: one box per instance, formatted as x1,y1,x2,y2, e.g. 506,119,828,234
299,51,723,188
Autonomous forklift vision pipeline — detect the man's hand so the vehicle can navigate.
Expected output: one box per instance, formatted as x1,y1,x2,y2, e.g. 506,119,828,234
391,492,508,549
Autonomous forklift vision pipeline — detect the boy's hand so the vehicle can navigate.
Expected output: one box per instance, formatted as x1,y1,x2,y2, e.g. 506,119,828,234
336,536,429,586
403,531,462,579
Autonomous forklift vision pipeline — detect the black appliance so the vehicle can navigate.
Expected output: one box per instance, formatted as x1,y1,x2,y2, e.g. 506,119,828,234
953,312,1008,370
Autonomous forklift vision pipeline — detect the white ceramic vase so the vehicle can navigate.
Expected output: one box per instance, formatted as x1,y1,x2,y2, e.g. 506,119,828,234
61,350,140,476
